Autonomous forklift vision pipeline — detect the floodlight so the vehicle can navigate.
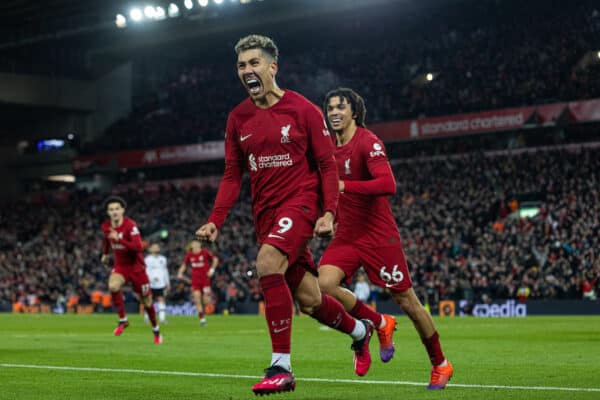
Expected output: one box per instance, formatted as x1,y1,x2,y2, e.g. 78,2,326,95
130,8,143,22
168,3,180,17
155,6,166,20
115,14,127,28
144,6,156,19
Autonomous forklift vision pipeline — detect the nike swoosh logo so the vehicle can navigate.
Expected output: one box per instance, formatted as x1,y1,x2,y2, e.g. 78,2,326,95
240,134,253,142
273,326,289,333
267,233,285,239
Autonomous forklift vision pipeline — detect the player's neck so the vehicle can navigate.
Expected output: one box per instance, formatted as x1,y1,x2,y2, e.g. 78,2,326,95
253,86,285,109
336,124,358,146
111,218,123,228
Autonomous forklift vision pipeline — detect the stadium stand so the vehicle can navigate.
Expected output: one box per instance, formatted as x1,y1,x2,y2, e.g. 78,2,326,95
2,0,599,313
2,144,599,312
82,0,600,152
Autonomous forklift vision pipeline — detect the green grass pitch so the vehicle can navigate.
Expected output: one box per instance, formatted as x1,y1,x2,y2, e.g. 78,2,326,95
0,314,598,399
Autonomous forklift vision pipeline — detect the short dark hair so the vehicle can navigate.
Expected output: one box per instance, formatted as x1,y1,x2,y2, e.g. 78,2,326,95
323,87,367,128
234,34,279,62
103,195,127,211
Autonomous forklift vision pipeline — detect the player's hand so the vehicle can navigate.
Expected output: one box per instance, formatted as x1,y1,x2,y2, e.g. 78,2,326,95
314,211,335,237
100,254,110,265
108,229,119,241
208,268,215,278
339,180,345,193
196,222,219,242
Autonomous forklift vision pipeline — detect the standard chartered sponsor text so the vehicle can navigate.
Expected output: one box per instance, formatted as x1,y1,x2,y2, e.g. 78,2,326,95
258,153,294,169
420,113,525,135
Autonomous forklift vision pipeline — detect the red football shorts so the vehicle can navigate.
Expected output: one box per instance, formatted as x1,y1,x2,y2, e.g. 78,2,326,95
319,240,413,292
192,276,211,294
112,265,151,296
257,204,319,293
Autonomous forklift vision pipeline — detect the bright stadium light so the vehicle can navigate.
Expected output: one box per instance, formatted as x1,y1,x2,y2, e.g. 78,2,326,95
155,6,166,20
115,14,127,28
130,8,143,22
168,3,180,17
426,73,434,81
214,0,224,4
47,175,76,183
198,0,209,7
184,0,194,9
144,5,156,19
597,51,600,59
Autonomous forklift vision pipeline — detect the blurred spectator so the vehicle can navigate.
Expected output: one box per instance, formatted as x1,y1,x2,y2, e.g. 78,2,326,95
353,273,371,304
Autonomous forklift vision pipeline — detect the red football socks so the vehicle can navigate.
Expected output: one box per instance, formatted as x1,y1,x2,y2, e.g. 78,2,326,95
259,274,293,353
198,311,204,320
350,300,383,328
311,294,357,334
422,331,445,366
145,304,158,328
111,291,126,319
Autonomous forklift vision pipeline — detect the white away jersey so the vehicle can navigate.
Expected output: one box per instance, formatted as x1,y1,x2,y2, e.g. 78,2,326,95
144,255,170,289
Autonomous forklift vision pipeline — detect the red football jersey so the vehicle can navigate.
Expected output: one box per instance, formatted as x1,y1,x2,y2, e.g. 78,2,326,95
209,90,338,227
334,127,400,246
101,217,145,268
183,250,214,280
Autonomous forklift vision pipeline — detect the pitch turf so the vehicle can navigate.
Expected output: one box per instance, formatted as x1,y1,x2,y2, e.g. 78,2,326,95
0,314,598,400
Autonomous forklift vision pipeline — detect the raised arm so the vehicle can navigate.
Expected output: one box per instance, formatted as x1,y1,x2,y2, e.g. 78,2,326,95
342,138,396,196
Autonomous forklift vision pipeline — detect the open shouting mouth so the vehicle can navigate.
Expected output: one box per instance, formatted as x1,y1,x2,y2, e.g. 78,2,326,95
244,74,263,96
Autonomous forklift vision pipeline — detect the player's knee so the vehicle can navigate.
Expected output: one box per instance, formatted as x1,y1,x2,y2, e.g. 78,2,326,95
295,291,321,315
317,265,344,296
393,292,420,320
317,275,337,296
256,246,286,276
108,274,124,292
108,281,121,293
142,295,153,308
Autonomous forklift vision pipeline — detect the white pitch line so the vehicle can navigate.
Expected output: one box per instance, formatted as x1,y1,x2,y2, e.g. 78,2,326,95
1,363,599,393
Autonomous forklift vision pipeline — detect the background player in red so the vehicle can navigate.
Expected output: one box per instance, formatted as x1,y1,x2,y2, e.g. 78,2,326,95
100,195,163,344
177,239,219,326
196,35,374,395
318,88,453,389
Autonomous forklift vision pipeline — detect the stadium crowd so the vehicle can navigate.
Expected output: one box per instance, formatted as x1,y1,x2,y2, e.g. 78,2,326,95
84,0,600,152
2,145,599,313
